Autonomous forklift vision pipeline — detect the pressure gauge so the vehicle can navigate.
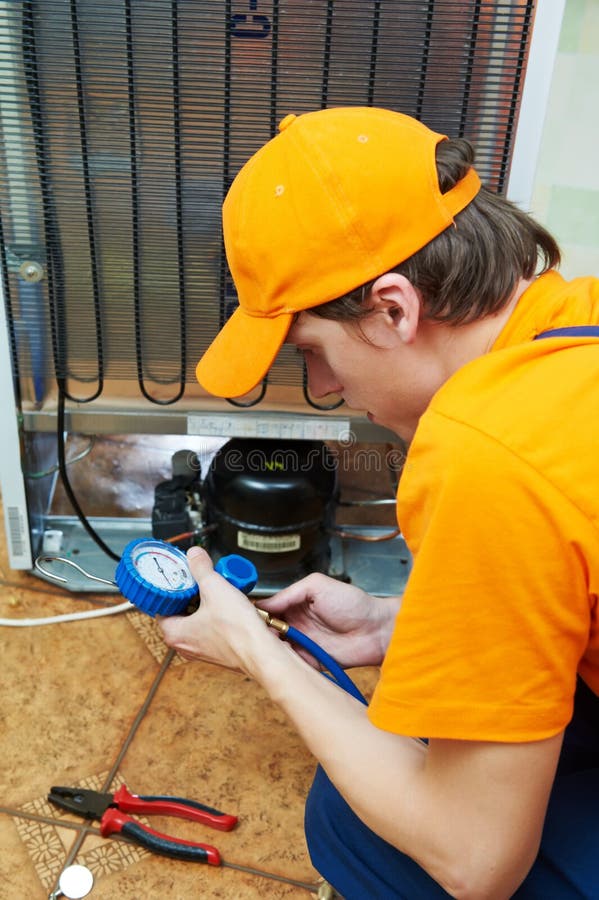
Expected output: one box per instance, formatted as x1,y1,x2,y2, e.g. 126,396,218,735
115,538,258,618
115,538,199,617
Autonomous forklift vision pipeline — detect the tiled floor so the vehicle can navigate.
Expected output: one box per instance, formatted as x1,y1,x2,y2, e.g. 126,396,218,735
0,437,394,898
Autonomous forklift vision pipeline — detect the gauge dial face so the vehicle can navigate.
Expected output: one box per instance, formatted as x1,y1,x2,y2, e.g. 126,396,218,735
130,541,195,592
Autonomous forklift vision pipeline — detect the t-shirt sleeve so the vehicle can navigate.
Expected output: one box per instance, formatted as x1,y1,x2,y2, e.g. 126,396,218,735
368,411,593,742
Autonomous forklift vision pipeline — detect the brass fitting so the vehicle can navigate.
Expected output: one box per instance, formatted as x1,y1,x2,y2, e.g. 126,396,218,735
317,881,339,899
254,607,289,635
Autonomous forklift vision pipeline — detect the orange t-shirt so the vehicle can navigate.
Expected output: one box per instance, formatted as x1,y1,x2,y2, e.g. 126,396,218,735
368,271,599,742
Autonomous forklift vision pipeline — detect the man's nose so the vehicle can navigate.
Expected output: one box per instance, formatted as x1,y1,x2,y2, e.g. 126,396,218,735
304,356,343,400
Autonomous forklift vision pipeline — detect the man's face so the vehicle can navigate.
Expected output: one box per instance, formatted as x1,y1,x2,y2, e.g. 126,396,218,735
287,310,431,442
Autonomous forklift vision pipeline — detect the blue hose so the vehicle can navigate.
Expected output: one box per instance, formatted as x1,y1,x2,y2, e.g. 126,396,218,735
216,555,367,705
286,625,367,705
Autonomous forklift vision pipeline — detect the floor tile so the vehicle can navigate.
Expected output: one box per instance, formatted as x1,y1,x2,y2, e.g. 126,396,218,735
0,811,78,897
0,595,160,808
115,659,322,885
67,843,315,899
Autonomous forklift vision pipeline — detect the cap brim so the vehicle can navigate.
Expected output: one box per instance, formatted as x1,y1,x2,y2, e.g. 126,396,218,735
196,306,294,398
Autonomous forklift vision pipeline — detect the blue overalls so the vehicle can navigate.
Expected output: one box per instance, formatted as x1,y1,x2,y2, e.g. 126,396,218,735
305,326,599,899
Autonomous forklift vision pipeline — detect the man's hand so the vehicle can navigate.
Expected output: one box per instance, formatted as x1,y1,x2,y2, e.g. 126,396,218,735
157,546,281,674
258,573,400,669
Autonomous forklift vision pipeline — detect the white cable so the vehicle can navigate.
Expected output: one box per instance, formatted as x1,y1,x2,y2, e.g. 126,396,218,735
0,601,134,627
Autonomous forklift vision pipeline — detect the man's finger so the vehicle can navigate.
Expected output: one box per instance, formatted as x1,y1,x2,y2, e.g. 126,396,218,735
185,545,217,585
156,613,187,644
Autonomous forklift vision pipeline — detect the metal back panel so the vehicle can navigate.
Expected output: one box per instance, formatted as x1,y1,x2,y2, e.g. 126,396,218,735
1,0,536,412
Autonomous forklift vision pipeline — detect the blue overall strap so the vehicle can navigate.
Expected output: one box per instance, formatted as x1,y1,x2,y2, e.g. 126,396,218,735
535,326,599,339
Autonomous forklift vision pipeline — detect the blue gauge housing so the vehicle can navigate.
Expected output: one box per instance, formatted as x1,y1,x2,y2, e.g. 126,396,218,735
115,539,259,618
115,538,199,617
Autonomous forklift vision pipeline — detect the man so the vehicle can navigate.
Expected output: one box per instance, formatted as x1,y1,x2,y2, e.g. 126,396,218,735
159,107,599,899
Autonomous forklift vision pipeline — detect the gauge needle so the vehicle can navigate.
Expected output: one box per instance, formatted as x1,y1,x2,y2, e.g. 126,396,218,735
153,556,172,587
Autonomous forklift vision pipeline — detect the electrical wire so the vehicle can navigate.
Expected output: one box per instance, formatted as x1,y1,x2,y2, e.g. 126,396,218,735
0,555,131,627
0,601,133,628
163,525,217,545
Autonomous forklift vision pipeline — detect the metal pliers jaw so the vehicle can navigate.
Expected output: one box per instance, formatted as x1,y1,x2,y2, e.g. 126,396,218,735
48,786,114,819
48,784,238,865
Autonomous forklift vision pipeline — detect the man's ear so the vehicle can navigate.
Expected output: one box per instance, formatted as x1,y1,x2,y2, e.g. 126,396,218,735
369,273,421,344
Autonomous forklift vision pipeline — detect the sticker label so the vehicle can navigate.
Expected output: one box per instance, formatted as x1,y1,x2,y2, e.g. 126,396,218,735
7,505,25,558
187,413,350,440
237,531,301,553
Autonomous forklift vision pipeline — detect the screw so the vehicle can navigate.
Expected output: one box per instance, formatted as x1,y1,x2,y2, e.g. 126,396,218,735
19,260,44,282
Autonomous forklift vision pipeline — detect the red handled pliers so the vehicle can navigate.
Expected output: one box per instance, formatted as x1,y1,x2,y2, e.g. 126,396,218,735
48,784,238,865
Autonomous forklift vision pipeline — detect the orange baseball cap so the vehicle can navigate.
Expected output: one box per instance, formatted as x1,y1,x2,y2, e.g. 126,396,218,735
197,106,481,398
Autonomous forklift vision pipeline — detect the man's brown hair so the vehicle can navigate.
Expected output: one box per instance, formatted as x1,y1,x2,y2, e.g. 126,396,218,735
312,138,561,326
